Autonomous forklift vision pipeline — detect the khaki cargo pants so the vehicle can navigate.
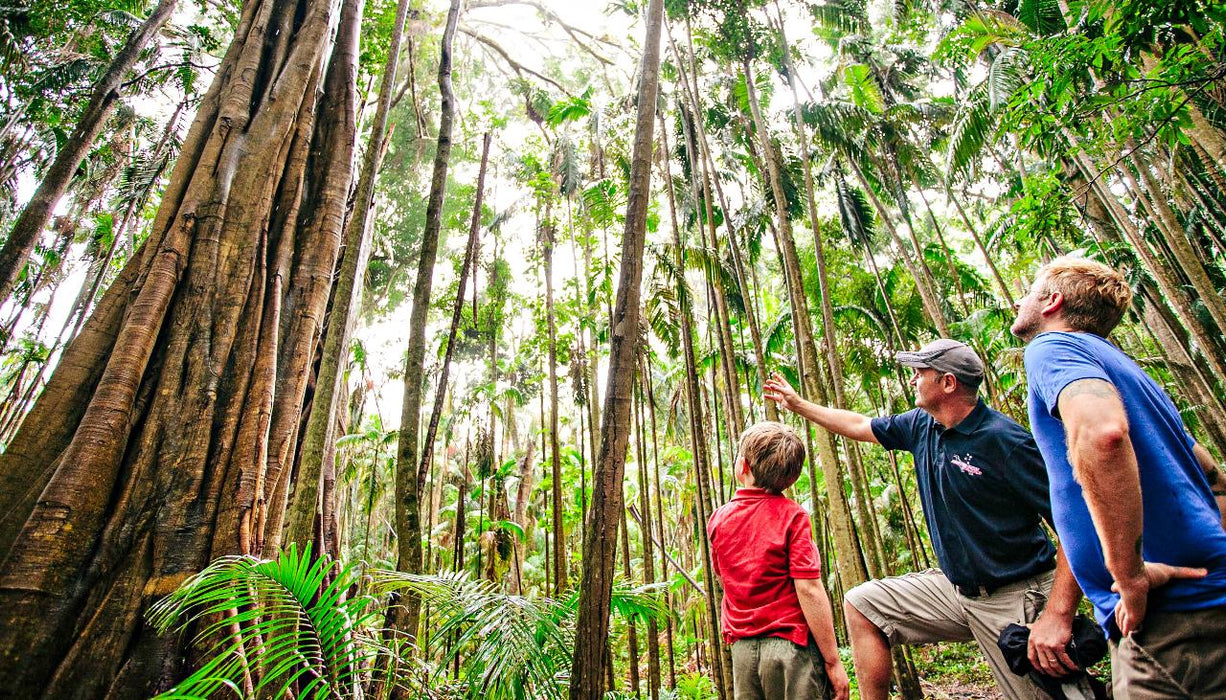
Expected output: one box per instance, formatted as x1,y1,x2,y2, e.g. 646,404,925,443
730,636,832,700
845,568,1055,700
1110,604,1226,699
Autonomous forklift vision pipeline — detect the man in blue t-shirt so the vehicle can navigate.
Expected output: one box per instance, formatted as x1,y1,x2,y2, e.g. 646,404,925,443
1012,256,1226,698
766,340,1082,700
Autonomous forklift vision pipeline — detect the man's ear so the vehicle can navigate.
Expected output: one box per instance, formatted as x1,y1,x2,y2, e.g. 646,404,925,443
941,372,958,394
1042,290,1064,317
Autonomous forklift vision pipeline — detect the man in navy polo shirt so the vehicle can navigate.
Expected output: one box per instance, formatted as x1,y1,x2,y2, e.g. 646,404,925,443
1012,257,1226,698
765,341,1082,700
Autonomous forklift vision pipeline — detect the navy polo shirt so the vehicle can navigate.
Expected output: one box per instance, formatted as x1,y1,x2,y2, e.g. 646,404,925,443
871,400,1056,589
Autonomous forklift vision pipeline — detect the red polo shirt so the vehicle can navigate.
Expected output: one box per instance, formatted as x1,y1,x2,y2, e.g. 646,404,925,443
707,488,823,646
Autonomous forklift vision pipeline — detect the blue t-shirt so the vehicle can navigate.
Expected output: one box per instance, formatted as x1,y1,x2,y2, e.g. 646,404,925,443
871,400,1056,589
1024,331,1226,629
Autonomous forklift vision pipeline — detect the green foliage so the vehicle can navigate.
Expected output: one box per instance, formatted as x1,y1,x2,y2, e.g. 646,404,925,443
374,571,668,699
147,545,381,699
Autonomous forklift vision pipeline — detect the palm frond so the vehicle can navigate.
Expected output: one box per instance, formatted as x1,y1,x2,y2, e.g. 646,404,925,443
988,46,1029,110
946,81,995,183
148,545,380,700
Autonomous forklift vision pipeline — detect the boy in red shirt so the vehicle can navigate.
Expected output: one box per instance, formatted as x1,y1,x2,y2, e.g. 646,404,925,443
708,422,851,700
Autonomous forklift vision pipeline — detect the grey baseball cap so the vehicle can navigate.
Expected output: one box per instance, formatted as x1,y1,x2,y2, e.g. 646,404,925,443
896,339,984,387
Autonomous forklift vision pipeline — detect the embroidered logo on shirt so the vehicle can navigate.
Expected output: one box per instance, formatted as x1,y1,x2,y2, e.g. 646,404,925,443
950,454,982,476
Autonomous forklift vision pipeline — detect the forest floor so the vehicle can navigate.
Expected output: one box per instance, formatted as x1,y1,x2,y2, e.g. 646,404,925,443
912,643,1000,699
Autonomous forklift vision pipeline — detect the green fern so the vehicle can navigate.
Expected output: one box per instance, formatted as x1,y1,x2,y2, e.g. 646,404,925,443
147,544,381,700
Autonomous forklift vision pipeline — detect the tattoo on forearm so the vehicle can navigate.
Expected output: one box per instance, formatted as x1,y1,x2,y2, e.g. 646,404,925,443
1062,379,1121,401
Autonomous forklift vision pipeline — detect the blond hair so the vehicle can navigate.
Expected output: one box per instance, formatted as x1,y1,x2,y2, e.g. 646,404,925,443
1038,257,1133,337
738,422,806,493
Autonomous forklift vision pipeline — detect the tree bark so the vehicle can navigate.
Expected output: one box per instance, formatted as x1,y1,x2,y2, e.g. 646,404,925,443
284,0,411,552
568,0,663,695
0,0,359,692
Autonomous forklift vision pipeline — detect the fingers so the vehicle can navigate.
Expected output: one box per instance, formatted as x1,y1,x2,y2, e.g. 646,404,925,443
1151,564,1208,585
1027,637,1079,677
1050,646,1079,676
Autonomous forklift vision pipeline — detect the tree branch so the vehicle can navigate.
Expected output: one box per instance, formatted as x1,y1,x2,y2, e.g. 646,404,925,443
468,0,620,65
458,25,572,96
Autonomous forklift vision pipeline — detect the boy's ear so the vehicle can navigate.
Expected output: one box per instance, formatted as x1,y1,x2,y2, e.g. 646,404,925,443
736,455,751,474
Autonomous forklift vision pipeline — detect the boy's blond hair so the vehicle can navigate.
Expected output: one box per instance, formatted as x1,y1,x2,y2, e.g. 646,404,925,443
738,421,806,493
1039,257,1133,337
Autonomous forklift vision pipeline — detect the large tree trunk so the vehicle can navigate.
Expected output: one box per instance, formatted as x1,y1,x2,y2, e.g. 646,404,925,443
0,0,179,306
284,0,413,551
568,0,663,695
0,0,359,693
391,0,462,642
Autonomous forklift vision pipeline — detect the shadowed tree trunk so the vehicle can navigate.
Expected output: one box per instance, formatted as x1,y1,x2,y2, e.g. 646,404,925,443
569,0,663,695
0,0,359,693
0,0,179,306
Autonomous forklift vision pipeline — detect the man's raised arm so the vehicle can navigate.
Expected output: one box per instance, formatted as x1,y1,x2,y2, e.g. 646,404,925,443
764,372,878,444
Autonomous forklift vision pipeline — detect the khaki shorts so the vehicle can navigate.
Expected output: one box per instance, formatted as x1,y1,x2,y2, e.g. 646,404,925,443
846,568,1054,700
1110,604,1226,699
730,636,831,700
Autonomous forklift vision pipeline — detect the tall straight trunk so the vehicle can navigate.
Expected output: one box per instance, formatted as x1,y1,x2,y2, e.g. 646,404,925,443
391,0,461,640
634,369,661,699
567,0,662,691
415,132,491,526
944,181,1014,306
544,215,566,595
742,59,869,590
619,506,641,693
667,21,773,420
284,0,412,551
658,113,730,699
0,0,359,691
675,99,743,439
778,36,891,583
0,0,178,305
644,354,678,690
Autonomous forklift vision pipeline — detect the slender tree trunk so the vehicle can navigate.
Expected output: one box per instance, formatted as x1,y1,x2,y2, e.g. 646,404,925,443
569,0,663,692
848,157,952,336
0,0,179,305
391,0,462,642
544,212,566,595
659,112,731,699
742,58,869,589
644,355,678,690
634,370,661,699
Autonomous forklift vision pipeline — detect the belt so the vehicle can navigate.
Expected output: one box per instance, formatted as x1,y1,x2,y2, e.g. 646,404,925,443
955,561,1057,599
955,583,997,598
